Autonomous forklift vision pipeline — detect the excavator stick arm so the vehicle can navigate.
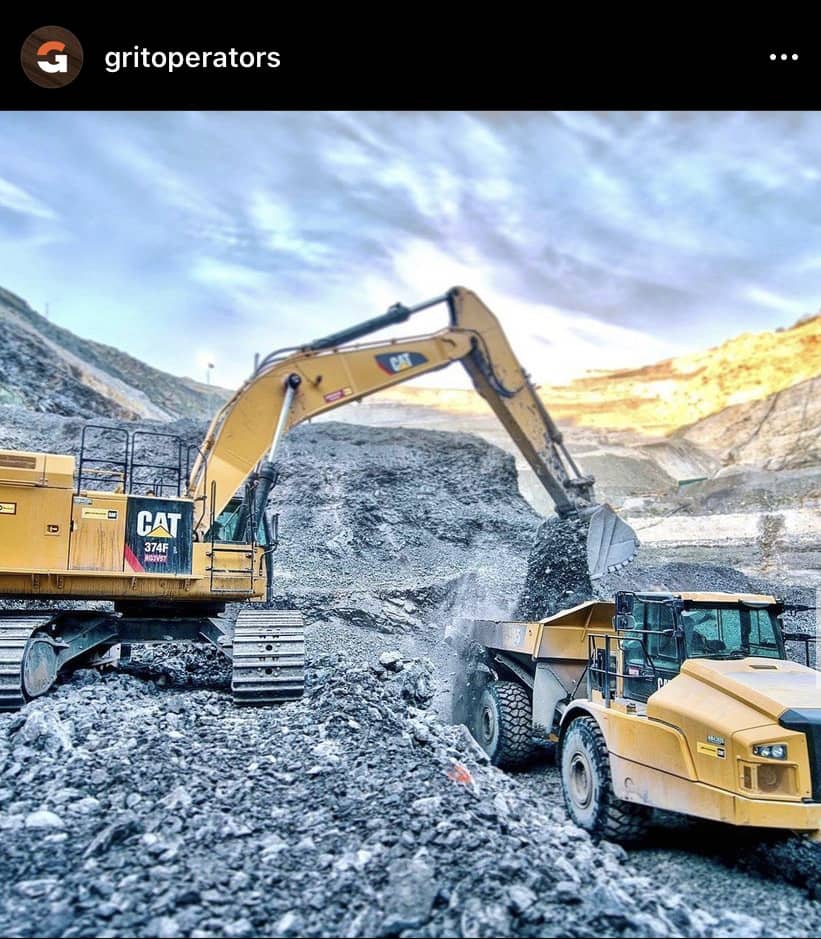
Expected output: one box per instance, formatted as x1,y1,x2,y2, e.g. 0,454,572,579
446,287,638,577
446,287,588,516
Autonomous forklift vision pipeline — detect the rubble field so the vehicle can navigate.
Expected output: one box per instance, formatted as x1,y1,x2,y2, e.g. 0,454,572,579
0,411,819,937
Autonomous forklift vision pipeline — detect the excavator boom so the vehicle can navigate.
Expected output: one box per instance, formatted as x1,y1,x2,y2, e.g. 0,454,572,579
187,287,639,578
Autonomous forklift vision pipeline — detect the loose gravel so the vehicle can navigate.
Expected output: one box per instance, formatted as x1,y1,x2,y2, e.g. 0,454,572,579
1,410,819,936
0,643,794,939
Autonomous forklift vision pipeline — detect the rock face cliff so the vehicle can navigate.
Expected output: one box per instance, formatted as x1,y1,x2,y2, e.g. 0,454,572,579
0,287,225,420
678,376,820,470
371,313,821,473
2,281,818,475
534,313,821,438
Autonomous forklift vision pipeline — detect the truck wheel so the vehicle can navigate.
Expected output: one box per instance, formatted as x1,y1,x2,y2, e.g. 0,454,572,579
475,680,535,768
560,715,649,843
452,641,492,728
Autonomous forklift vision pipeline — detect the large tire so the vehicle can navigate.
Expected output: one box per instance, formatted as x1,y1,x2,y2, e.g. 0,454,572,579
560,715,649,843
474,680,536,769
452,641,493,728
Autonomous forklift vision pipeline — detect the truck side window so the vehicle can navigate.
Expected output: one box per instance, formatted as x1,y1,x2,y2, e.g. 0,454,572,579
621,601,652,701
621,602,681,703
646,604,678,665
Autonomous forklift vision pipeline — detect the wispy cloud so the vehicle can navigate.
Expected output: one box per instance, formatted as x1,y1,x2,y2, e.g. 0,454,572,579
743,285,807,316
0,177,56,220
0,111,819,388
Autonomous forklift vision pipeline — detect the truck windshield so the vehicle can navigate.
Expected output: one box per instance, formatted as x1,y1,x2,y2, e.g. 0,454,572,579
680,605,782,660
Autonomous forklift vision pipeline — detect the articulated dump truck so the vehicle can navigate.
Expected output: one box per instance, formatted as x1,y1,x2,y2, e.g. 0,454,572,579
469,591,821,843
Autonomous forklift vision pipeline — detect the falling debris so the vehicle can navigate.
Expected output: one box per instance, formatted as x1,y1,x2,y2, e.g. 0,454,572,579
515,516,594,619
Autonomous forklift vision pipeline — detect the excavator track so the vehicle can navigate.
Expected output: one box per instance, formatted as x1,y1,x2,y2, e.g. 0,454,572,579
0,614,56,712
231,609,305,705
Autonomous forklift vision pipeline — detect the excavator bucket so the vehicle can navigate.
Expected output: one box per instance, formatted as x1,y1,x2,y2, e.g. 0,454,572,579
582,505,640,580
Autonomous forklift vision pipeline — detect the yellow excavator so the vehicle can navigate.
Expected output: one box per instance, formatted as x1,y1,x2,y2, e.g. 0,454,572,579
0,287,638,710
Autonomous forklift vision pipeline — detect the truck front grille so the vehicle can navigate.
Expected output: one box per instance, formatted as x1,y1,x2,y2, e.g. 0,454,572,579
779,708,821,802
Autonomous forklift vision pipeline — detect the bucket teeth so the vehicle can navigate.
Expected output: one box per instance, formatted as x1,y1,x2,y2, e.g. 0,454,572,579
231,609,305,706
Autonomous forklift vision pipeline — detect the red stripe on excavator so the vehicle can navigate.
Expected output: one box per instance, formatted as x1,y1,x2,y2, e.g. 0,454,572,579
124,544,144,573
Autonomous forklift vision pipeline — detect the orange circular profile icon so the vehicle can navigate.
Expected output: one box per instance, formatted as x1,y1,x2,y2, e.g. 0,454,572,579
21,26,83,88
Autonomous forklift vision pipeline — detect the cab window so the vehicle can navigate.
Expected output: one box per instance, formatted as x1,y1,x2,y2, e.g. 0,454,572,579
207,499,245,543
680,606,782,659
621,600,681,702
644,602,678,666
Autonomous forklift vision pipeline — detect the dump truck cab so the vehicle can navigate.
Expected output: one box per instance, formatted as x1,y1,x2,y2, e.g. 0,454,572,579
614,591,786,703
470,591,821,843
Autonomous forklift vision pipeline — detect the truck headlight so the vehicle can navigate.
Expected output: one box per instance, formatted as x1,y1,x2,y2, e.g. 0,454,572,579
753,743,787,759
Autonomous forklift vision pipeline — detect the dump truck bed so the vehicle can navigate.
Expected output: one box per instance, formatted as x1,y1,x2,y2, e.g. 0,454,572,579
473,600,615,662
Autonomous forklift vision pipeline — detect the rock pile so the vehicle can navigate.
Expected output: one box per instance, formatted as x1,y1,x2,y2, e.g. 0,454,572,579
0,649,757,938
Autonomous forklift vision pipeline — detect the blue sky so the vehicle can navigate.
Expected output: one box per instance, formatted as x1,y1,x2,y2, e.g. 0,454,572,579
0,111,819,389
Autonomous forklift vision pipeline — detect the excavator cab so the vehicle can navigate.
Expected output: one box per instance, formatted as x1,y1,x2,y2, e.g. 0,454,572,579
207,497,247,543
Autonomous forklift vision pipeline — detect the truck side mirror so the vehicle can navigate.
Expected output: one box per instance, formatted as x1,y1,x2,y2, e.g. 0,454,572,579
615,592,635,615
614,613,635,631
